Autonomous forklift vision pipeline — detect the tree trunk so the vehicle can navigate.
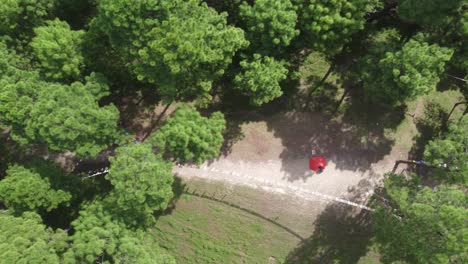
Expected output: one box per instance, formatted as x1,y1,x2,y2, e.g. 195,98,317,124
446,101,468,127
332,87,350,114
135,96,145,106
309,63,334,96
304,63,335,109
142,102,172,141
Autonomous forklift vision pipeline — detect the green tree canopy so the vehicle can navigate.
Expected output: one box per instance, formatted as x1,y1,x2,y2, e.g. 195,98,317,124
0,41,29,76
94,0,248,104
0,212,68,264
31,19,85,82
0,42,119,157
399,0,466,29
0,43,45,144
361,39,453,105
150,105,226,164
65,199,175,263
106,143,174,224
0,73,120,157
373,173,467,263
297,0,369,55
234,54,288,106
424,116,468,184
0,0,56,41
0,165,71,215
239,0,299,52
25,74,119,157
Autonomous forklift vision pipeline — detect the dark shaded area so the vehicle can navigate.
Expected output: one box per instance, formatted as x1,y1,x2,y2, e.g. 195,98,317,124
73,151,111,174
8,159,113,229
157,176,187,217
219,117,245,156
285,204,372,264
265,105,400,181
55,0,97,30
303,81,341,114
408,101,450,160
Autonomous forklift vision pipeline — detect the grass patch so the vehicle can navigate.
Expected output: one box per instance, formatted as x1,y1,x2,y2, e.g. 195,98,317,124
151,193,300,264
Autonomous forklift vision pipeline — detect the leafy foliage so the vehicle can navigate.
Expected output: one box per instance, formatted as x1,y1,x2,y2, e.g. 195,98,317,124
0,73,119,157
95,0,248,103
234,54,288,106
25,74,119,157
239,0,299,52
31,19,85,81
373,173,467,263
0,43,44,143
399,0,466,29
0,41,30,76
0,212,68,264
361,39,453,105
0,165,71,215
65,199,175,263
150,105,226,164
0,0,56,41
106,143,174,224
0,0,21,36
424,116,468,184
0,42,119,157
298,0,369,55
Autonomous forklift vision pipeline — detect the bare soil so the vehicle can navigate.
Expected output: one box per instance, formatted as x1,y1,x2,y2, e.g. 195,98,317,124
175,109,416,210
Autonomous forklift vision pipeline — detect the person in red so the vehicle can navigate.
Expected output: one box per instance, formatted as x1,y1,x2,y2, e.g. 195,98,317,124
309,156,327,174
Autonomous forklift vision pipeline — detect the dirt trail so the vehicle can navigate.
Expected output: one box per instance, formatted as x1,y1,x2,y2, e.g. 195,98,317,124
174,111,414,210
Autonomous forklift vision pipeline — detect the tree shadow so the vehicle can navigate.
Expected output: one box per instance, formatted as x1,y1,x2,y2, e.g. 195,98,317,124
408,100,449,160
284,203,372,264
306,82,341,114
264,111,398,182
220,117,245,156
262,79,405,181
158,176,187,216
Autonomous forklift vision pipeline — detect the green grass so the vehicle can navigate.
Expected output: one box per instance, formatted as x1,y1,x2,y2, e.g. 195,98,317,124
151,193,300,264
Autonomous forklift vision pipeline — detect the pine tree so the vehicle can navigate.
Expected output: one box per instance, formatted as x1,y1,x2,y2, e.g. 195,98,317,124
0,165,71,215
31,19,85,82
150,105,226,164
234,54,288,106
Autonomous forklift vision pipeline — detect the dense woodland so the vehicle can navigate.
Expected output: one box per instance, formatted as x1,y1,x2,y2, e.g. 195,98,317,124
0,0,466,263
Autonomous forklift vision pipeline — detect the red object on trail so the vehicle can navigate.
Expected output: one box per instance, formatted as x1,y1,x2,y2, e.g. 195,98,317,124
309,156,327,173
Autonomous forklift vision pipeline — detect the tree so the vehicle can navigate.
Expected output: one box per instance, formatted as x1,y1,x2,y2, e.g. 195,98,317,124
0,44,44,145
65,199,175,263
23,74,120,157
0,165,71,215
150,105,226,164
424,116,467,184
0,0,56,42
0,212,68,263
234,54,288,106
0,41,119,157
297,0,369,55
361,39,453,105
0,40,29,76
239,0,299,52
106,143,174,224
373,173,467,263
94,0,248,104
398,0,466,29
0,0,21,36
31,19,85,82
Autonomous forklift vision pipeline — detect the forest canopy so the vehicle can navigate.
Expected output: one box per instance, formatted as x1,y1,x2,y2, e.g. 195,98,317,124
0,0,466,263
